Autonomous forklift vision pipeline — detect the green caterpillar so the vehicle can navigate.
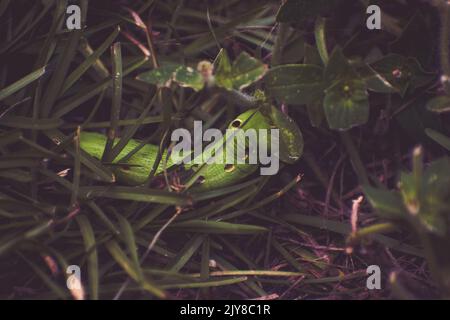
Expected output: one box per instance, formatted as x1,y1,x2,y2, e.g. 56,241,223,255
79,108,302,190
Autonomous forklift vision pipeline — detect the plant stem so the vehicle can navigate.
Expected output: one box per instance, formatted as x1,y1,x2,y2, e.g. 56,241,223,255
340,131,370,186
272,23,288,66
349,222,397,243
217,88,258,108
303,152,342,206
440,1,450,93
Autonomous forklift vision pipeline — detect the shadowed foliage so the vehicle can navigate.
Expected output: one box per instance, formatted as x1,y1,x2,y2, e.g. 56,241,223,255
0,0,450,300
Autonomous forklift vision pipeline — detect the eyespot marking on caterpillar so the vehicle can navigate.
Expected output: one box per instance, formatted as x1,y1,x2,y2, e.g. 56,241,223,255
224,164,235,172
120,165,131,171
197,175,206,184
230,119,242,128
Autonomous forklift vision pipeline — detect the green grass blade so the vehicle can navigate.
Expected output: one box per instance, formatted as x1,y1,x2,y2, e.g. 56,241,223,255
0,67,46,102
20,255,68,300
70,128,81,207
115,212,143,282
63,116,163,129
0,116,62,129
76,215,99,300
102,42,123,162
159,276,248,289
168,220,268,235
272,238,304,272
0,220,53,256
200,236,210,281
105,240,166,298
45,129,115,183
167,235,205,272
40,29,83,117
52,57,147,118
61,27,120,94
426,128,450,151
78,186,192,205
107,93,158,162
281,213,423,257
86,201,120,235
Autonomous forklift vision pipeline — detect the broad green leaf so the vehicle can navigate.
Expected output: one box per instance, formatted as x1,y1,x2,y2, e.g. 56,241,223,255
399,172,418,214
363,186,405,219
359,65,397,93
422,158,450,204
395,97,442,142
215,49,232,75
419,158,450,236
229,52,267,90
323,49,369,130
418,210,447,237
264,64,324,105
276,0,338,23
390,13,432,67
370,54,433,97
215,51,267,90
281,35,306,64
324,47,358,83
173,66,205,91
304,44,325,126
426,96,450,113
138,65,177,86
213,49,233,89
323,79,369,130
304,43,323,67
137,64,204,91
398,158,450,236
306,102,325,127
264,105,304,164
